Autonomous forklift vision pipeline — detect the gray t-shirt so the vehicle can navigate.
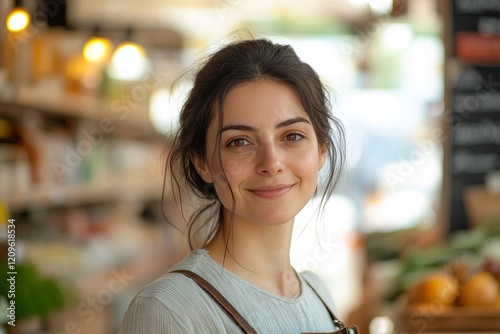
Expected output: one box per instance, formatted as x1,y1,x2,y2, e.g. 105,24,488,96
119,249,339,333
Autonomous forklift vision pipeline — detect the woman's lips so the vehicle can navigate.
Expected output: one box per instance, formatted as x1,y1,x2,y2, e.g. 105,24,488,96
248,184,294,199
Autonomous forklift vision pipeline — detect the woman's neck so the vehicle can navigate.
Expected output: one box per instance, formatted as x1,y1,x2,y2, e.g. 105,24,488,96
205,217,300,298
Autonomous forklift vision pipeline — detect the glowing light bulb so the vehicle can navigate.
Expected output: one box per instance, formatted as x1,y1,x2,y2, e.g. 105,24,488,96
108,42,148,81
83,37,113,63
6,8,30,33
112,42,146,67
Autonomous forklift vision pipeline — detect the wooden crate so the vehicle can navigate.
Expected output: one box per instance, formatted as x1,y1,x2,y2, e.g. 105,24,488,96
463,185,500,228
397,305,500,333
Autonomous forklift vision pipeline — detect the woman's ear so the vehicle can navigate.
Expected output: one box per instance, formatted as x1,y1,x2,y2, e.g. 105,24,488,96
318,144,327,170
191,153,213,183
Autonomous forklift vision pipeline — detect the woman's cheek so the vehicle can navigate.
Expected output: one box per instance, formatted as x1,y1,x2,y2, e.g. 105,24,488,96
293,155,320,193
223,150,255,179
294,150,319,172
209,159,246,191
224,159,244,178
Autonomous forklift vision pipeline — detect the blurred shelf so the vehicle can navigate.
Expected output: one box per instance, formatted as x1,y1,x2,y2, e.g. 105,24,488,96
397,305,500,333
0,85,164,140
3,177,170,213
0,84,175,213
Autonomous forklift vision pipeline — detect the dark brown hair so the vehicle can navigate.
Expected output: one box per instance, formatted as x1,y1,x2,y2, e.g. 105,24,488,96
164,37,346,249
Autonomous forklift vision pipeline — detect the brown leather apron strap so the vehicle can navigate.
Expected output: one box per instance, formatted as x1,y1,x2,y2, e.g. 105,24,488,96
172,269,358,334
301,275,359,334
301,275,346,330
171,269,258,334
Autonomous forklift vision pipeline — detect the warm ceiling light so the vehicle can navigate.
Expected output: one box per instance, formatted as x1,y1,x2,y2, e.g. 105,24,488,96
112,42,146,67
108,42,148,81
6,7,30,32
83,37,113,64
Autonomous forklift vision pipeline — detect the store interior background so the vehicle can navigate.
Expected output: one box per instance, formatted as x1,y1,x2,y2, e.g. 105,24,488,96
1,0,498,333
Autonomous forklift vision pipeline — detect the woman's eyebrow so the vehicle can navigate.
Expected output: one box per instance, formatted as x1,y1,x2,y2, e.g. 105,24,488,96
276,117,311,129
219,124,255,133
219,117,311,134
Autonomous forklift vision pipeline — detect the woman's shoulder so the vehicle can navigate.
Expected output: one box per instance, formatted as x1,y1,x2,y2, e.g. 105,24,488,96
300,270,326,289
134,249,208,303
299,271,337,313
119,250,225,333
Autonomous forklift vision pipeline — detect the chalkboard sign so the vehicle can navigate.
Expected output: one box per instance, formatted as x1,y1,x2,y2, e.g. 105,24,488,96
452,0,500,64
450,67,500,231
449,0,500,231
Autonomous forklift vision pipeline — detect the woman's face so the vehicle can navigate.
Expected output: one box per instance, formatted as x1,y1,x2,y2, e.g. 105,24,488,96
194,79,326,227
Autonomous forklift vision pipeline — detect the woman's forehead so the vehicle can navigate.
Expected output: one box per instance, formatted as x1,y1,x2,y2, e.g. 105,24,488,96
216,80,309,126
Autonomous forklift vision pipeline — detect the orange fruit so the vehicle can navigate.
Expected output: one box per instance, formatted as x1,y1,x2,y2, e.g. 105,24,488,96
457,271,499,307
408,272,459,306
495,296,500,308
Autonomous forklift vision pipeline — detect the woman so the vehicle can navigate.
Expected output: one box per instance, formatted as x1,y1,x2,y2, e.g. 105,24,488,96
119,37,351,333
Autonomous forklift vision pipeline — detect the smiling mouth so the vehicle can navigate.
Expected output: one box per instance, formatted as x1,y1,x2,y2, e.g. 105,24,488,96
248,184,295,199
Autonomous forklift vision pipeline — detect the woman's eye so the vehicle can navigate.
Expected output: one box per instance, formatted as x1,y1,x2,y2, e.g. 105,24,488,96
284,133,305,142
228,138,249,147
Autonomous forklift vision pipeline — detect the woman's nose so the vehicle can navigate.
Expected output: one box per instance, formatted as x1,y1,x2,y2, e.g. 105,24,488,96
256,143,284,176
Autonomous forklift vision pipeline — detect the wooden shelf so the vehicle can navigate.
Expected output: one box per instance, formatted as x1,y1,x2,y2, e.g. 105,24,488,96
398,305,500,333
0,86,174,212
0,85,164,140
3,176,170,213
